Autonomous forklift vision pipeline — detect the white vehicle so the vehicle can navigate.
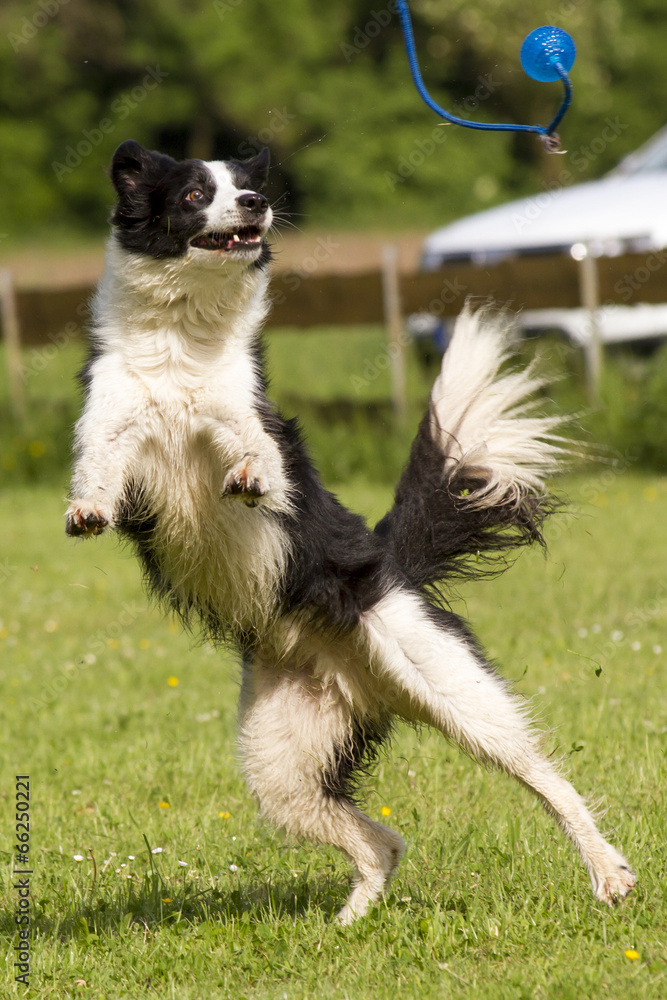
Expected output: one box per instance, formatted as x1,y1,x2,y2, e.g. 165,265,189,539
417,126,667,348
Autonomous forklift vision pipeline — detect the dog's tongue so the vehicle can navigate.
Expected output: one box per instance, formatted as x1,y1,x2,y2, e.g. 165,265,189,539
217,233,242,250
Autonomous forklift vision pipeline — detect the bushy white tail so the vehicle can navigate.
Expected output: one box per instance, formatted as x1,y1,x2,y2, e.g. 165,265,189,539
375,305,579,589
430,306,574,506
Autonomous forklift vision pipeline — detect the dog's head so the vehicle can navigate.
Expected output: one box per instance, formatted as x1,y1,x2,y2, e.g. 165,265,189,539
109,140,272,268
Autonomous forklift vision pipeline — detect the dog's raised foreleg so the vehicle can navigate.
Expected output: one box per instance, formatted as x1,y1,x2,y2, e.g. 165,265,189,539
199,415,292,513
360,589,636,905
238,657,404,924
66,377,143,536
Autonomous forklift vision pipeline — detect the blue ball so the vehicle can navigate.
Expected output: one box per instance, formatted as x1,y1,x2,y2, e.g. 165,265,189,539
520,25,576,83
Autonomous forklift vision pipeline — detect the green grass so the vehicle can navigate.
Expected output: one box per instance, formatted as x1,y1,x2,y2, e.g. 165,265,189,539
1,473,666,999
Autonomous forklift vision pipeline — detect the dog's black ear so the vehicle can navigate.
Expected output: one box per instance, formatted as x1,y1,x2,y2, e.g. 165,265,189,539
112,141,152,195
240,147,270,191
111,140,175,196
110,141,177,230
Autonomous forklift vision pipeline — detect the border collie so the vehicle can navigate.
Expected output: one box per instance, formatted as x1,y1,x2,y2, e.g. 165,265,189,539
66,140,635,923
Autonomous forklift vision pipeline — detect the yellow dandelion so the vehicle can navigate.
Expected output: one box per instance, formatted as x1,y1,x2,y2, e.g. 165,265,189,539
167,676,179,687
161,897,172,903
625,949,640,961
139,638,151,650
219,811,231,819
107,638,120,649
159,801,170,809
643,486,658,503
28,440,46,458
381,806,391,817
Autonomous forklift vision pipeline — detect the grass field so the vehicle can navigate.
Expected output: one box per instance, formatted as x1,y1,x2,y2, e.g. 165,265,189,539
1,469,666,999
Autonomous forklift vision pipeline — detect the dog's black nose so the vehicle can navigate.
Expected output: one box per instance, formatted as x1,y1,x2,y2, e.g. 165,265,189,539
237,192,269,215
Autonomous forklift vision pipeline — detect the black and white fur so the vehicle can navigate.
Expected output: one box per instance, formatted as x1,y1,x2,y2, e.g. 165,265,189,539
66,140,635,924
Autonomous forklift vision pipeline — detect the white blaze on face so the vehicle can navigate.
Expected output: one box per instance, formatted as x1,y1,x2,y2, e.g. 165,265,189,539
202,161,272,235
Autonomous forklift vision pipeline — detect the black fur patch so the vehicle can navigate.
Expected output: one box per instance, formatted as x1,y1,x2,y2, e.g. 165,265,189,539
253,393,403,634
115,480,166,602
77,335,103,394
252,241,273,271
321,714,393,802
227,147,270,192
375,413,561,592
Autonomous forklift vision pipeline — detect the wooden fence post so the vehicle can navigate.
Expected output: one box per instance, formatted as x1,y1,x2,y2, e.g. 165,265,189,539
381,245,406,422
577,248,603,402
0,269,25,422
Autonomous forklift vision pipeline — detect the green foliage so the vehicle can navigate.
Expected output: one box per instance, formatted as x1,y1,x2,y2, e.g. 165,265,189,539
0,341,85,487
622,342,667,469
0,0,664,240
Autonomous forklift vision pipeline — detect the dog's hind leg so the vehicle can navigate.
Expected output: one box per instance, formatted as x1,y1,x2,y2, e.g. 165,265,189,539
238,657,404,924
360,589,636,905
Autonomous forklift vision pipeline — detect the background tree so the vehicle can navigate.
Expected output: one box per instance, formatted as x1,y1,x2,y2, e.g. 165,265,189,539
0,0,662,240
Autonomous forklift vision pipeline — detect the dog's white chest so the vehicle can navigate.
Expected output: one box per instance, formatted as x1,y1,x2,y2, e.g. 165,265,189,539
130,366,289,632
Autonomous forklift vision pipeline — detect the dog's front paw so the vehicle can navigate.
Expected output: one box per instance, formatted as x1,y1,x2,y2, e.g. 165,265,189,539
65,500,112,537
222,460,269,508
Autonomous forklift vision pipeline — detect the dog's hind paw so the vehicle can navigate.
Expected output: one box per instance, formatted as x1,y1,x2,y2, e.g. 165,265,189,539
222,459,269,508
334,902,363,926
595,863,636,905
591,845,636,905
66,500,111,537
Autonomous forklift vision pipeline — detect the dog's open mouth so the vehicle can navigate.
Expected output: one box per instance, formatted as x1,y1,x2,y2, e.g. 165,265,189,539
190,226,263,253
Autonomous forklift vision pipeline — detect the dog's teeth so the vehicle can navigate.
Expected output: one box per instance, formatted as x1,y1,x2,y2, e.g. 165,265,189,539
232,234,240,243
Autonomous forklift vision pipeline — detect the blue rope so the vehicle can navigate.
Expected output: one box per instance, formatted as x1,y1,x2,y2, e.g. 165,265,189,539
396,0,573,145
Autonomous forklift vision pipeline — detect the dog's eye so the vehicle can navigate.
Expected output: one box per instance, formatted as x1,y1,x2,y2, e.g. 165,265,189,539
185,189,204,203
